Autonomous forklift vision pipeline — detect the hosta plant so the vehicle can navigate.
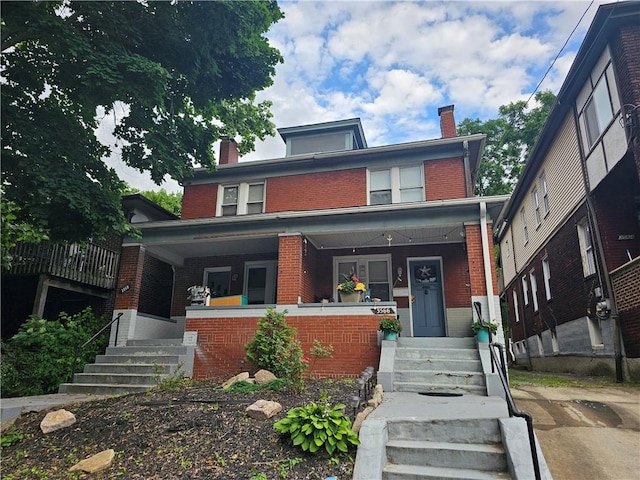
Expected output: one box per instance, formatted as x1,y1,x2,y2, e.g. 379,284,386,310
274,401,360,455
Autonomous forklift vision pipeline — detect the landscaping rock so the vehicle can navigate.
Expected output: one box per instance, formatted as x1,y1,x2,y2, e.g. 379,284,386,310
254,369,277,384
69,449,115,473
40,409,76,434
222,372,249,389
352,406,374,433
246,400,282,419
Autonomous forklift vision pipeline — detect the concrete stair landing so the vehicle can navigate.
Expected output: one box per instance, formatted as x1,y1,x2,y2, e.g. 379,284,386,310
58,339,191,395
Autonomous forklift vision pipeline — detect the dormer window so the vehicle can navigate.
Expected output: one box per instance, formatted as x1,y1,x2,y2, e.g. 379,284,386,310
219,182,265,216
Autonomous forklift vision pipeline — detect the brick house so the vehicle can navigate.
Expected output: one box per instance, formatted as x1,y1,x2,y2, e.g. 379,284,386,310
114,107,509,379
496,2,640,380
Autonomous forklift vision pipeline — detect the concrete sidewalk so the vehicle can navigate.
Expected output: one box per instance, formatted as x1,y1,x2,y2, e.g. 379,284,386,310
1,393,111,429
512,384,640,480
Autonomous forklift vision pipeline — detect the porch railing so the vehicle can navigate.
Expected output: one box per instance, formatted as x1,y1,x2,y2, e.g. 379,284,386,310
8,241,120,289
489,341,542,480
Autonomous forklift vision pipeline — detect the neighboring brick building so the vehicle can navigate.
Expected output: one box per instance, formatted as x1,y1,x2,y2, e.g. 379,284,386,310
497,2,640,381
114,110,509,379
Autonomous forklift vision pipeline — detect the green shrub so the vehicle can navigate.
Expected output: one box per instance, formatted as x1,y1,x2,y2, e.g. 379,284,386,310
227,378,292,394
274,401,360,455
244,307,307,391
0,308,107,397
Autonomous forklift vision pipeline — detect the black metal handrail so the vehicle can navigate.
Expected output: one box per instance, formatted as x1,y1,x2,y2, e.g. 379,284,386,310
69,312,123,382
489,340,542,480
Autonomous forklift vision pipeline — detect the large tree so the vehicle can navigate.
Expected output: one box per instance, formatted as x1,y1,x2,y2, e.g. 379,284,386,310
1,1,283,243
458,90,556,196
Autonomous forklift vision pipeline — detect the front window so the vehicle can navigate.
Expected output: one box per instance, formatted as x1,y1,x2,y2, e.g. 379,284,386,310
219,182,265,216
512,289,520,323
368,165,424,205
530,269,539,312
542,256,552,300
577,220,597,276
334,255,391,301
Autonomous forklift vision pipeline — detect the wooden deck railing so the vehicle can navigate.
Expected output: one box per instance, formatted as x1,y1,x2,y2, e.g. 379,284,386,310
8,241,120,289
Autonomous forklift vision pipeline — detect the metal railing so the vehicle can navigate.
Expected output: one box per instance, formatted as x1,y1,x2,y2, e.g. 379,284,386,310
489,340,542,480
69,312,123,382
8,241,119,289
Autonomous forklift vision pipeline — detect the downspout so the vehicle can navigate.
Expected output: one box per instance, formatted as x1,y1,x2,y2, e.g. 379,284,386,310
480,202,497,324
463,140,473,197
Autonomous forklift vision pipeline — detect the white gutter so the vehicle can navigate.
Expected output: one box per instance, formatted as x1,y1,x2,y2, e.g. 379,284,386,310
480,201,497,322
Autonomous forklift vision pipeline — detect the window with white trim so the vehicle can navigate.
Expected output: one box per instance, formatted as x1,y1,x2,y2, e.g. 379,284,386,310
577,220,596,276
334,254,392,301
542,256,552,300
530,269,539,312
368,165,423,205
219,182,265,216
512,289,520,323
521,276,529,306
532,187,541,227
583,74,614,148
520,207,529,244
540,173,549,216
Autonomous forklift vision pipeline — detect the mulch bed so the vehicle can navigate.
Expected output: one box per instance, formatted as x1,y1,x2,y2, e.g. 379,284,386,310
1,378,362,479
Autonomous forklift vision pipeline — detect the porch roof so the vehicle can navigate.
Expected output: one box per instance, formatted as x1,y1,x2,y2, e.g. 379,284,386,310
125,195,508,266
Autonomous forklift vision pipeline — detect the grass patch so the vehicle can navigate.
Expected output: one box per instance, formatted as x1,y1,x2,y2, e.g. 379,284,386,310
509,368,640,389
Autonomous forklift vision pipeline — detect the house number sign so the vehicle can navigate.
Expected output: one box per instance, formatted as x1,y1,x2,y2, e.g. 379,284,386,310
371,306,395,315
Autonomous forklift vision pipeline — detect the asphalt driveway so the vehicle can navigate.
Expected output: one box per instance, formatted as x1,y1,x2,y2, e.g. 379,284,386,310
511,382,640,480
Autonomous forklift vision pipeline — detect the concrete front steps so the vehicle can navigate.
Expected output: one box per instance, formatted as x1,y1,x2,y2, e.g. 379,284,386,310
58,339,190,395
392,337,486,395
383,418,511,479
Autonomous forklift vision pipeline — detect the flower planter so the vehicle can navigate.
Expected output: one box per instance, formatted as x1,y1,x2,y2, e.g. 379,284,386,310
476,327,490,343
339,291,362,303
383,331,397,341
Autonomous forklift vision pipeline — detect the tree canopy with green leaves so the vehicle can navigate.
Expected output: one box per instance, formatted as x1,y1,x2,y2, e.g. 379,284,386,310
458,90,556,196
124,188,183,217
1,0,283,244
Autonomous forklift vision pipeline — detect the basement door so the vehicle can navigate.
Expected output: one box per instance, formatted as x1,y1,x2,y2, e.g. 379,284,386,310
409,260,445,337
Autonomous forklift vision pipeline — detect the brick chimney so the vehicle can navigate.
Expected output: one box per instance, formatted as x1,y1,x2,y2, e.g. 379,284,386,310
219,137,239,165
438,105,457,138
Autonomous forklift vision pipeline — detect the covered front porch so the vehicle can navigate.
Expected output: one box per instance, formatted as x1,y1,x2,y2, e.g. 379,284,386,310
112,197,506,378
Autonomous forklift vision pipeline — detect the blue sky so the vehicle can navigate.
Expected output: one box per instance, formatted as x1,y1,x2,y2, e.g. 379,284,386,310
106,0,609,192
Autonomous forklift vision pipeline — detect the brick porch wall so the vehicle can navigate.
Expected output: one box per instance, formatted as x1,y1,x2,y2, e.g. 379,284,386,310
611,257,640,358
186,314,381,378
465,223,498,297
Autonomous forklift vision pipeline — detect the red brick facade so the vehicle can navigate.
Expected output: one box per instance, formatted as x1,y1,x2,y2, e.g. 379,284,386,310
266,169,366,212
277,235,304,304
181,183,218,219
425,158,466,200
115,246,146,310
611,258,640,358
186,314,381,378
465,223,498,297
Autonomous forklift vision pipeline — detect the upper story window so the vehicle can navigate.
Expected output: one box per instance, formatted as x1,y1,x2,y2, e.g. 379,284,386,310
530,269,539,312
219,182,265,216
577,220,596,276
520,207,529,244
532,187,541,227
369,165,423,205
540,173,549,216
582,73,614,149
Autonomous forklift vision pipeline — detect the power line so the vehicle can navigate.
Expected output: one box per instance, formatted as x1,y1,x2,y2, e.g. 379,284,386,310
526,0,594,107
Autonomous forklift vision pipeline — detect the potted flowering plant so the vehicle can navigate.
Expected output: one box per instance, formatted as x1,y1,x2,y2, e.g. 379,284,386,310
337,273,366,302
471,318,497,342
379,317,402,340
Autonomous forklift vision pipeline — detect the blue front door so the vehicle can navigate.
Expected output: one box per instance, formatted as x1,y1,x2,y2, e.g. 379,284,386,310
410,260,445,337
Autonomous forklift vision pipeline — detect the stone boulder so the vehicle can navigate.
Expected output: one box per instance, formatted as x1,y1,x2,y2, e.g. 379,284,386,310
69,449,115,473
40,409,76,434
254,369,277,384
246,400,283,419
222,372,250,389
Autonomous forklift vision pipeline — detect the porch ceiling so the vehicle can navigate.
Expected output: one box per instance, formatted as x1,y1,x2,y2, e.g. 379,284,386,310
143,224,465,266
